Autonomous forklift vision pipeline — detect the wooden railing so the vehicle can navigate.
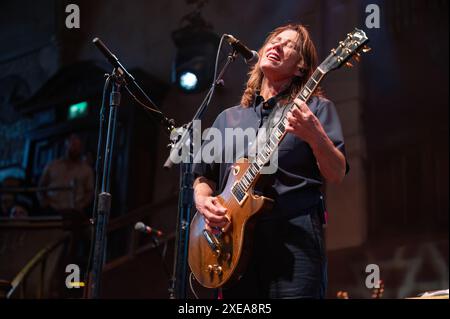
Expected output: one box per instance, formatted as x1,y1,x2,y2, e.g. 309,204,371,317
0,194,178,298
4,234,70,299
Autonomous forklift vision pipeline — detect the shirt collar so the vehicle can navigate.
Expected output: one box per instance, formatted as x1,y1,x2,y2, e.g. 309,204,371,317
252,92,264,111
252,87,291,111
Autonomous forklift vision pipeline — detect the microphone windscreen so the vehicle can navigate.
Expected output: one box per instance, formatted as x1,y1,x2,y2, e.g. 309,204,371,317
246,51,259,65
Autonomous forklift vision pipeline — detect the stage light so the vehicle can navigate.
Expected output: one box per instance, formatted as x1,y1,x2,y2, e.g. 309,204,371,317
179,71,199,91
171,9,219,93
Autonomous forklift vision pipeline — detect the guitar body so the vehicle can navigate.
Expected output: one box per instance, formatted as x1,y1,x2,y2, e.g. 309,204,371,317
188,158,273,288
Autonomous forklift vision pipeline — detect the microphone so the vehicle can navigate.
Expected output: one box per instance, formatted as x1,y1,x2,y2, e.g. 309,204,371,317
92,37,135,81
224,34,259,65
92,37,118,68
134,222,163,237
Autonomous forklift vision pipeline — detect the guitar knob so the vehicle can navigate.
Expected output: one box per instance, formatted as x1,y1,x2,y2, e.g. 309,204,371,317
215,266,223,275
206,265,214,273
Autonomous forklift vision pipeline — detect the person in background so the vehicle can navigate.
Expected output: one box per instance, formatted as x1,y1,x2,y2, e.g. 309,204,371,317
38,134,94,284
38,134,94,216
0,177,31,219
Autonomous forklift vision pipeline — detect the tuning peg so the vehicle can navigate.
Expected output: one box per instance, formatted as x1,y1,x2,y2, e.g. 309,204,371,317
345,61,353,68
353,53,361,62
362,45,372,53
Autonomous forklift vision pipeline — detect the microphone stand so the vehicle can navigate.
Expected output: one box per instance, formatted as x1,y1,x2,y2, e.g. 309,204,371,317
85,69,122,299
164,49,238,299
85,38,175,299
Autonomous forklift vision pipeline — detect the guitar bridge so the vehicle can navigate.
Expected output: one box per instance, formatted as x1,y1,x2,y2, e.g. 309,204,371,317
202,229,222,256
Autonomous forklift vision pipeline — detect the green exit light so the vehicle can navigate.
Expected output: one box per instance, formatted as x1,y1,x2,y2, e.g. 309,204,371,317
68,101,88,120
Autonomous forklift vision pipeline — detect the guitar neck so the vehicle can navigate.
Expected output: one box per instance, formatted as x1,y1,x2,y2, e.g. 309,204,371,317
297,68,326,103
232,68,326,197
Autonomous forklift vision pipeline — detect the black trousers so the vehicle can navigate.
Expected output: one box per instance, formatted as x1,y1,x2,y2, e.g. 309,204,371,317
222,203,327,299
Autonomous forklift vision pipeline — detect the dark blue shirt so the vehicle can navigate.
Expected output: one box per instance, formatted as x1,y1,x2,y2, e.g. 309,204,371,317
193,95,348,213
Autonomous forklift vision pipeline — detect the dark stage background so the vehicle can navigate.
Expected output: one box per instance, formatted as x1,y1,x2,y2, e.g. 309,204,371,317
0,0,448,299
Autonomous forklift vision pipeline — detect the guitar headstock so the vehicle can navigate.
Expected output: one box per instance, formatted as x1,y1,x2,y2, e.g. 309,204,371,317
336,290,350,299
335,279,384,299
320,28,370,73
371,279,385,299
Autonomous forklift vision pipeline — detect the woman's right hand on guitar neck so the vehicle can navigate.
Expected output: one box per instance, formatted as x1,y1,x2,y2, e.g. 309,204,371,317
193,177,229,231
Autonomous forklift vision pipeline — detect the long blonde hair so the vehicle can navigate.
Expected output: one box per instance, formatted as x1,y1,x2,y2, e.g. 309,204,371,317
240,24,323,107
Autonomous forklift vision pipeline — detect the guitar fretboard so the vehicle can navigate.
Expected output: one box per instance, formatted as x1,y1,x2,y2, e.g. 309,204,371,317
231,68,325,202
